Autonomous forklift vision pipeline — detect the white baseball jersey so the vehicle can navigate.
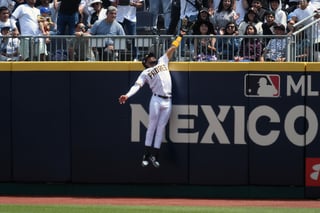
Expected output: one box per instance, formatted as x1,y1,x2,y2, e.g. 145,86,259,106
136,54,172,97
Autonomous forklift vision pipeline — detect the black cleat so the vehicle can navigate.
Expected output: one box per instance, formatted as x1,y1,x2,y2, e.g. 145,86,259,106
149,155,160,168
141,154,149,167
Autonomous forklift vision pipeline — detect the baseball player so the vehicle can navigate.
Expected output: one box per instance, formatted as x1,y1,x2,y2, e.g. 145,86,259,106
118,30,186,168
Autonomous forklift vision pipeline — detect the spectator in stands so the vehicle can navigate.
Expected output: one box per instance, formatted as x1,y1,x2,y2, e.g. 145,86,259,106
192,7,214,34
251,0,268,22
149,0,172,34
287,0,318,31
290,8,320,61
0,5,20,52
262,11,277,35
37,6,54,61
0,26,21,61
238,7,263,35
210,0,238,34
287,0,318,59
110,0,143,61
235,23,264,61
216,21,240,60
0,6,18,33
262,23,287,61
38,6,55,42
79,0,92,25
268,0,287,27
167,0,180,35
262,11,278,44
11,0,47,61
88,0,107,28
191,7,214,55
54,0,81,35
179,0,199,58
0,6,9,27
69,22,95,60
38,0,58,34
88,5,125,60
193,20,217,61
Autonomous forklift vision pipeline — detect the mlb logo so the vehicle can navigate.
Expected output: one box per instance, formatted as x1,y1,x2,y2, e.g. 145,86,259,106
244,74,280,97
306,158,320,187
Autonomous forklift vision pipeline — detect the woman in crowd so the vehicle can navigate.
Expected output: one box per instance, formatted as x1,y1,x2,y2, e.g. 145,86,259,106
235,23,264,61
210,0,238,34
238,7,263,35
216,21,241,60
192,7,214,35
193,20,217,61
87,0,107,28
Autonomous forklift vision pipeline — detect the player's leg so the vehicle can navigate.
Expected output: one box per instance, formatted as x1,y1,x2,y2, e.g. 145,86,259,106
145,96,161,147
142,96,161,167
150,99,172,168
142,146,152,167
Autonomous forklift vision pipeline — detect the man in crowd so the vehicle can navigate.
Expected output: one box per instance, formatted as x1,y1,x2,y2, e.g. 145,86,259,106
11,0,47,60
87,5,125,60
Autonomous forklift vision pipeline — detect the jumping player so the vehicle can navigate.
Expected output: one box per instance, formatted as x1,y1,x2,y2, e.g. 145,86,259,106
118,30,186,168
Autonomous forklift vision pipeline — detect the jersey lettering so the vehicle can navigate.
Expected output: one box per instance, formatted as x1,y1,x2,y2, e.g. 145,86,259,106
147,64,168,79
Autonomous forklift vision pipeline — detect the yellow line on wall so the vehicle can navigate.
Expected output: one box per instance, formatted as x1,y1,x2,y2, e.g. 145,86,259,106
188,62,306,72
305,63,320,72
11,62,134,71
2,62,309,72
0,62,12,71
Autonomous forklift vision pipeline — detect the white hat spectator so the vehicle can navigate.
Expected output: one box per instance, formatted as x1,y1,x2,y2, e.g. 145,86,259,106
90,0,103,6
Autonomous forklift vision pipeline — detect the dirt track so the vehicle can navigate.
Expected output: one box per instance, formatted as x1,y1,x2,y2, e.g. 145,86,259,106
0,196,319,208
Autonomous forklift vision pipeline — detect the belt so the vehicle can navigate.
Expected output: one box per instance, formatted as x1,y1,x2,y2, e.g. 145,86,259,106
153,94,171,99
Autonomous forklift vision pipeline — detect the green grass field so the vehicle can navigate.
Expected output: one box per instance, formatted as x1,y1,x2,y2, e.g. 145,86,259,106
0,204,319,213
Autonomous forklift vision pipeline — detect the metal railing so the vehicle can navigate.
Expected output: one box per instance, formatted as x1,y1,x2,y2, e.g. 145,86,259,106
1,17,319,62
289,11,320,62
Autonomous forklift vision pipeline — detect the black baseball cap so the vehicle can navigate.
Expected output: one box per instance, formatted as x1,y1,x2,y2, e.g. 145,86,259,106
143,52,156,61
142,52,156,68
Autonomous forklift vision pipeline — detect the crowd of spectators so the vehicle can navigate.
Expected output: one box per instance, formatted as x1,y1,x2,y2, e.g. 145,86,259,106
0,0,319,62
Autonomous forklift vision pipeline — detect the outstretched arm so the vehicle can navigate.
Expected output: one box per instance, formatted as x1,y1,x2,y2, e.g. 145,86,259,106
119,83,141,104
166,30,186,60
